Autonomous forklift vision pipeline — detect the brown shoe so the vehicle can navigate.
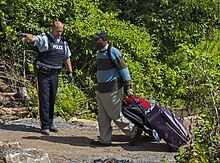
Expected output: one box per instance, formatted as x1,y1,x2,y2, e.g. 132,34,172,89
129,127,142,146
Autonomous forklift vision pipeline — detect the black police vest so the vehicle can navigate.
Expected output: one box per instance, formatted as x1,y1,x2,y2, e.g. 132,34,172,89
38,34,65,67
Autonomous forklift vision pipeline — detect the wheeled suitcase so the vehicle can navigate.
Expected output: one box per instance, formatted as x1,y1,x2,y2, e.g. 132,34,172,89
122,96,189,150
146,104,189,150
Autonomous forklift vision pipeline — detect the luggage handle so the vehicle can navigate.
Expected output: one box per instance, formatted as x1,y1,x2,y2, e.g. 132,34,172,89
128,95,148,116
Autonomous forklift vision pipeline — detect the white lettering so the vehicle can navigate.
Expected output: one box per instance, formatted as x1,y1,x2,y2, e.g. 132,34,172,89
53,45,63,50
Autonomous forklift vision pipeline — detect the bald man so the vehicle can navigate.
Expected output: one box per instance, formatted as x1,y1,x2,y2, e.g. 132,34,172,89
18,21,73,135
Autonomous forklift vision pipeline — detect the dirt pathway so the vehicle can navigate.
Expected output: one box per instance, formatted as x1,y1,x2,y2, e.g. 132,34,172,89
0,118,177,163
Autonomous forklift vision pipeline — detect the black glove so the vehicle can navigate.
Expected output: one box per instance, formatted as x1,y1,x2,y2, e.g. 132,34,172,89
17,33,27,38
67,71,73,83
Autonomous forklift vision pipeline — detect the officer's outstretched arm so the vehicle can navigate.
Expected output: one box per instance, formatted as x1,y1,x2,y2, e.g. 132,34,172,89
17,33,35,42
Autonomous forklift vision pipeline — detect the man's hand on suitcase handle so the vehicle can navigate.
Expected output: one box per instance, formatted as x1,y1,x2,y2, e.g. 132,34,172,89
126,89,133,97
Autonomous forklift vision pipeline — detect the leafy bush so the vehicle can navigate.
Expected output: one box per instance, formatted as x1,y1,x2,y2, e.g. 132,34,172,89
176,111,220,162
1,1,220,162
55,75,97,121
175,30,220,162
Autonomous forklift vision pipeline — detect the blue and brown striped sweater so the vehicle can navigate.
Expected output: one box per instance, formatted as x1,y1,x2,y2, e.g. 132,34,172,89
96,46,131,93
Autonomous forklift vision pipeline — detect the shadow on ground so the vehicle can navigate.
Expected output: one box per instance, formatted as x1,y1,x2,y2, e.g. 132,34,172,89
0,123,174,153
0,124,41,133
22,134,172,152
113,134,173,152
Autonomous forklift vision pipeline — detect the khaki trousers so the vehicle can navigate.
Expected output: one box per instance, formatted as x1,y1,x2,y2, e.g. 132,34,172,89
96,88,137,144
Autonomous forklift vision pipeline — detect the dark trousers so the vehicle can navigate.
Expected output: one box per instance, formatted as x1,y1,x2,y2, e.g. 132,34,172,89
37,70,59,130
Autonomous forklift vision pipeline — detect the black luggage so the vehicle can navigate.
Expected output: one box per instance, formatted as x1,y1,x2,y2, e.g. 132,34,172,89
122,96,160,142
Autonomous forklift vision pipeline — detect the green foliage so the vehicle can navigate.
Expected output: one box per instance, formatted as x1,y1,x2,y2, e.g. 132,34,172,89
175,30,220,162
55,75,97,121
176,110,220,162
1,1,220,162
100,0,220,60
1,0,219,108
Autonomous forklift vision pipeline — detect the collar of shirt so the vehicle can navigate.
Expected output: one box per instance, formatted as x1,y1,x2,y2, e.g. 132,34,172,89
100,43,109,52
49,32,61,43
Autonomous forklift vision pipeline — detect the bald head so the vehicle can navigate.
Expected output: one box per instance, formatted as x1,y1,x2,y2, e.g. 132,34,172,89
52,21,64,39
53,21,63,28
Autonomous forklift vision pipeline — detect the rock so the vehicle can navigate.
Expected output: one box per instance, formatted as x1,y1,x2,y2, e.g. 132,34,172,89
8,142,22,150
0,142,10,152
0,142,21,153
4,153,21,163
0,141,51,163
53,116,66,123
67,117,98,128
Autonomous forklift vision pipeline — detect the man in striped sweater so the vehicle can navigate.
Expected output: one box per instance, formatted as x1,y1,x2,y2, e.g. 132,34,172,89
90,31,142,146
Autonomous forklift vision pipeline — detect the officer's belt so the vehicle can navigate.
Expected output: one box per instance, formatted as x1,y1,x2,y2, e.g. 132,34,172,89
37,66,60,74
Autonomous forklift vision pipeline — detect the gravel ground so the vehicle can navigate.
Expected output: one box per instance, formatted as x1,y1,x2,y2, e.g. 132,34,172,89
0,118,178,163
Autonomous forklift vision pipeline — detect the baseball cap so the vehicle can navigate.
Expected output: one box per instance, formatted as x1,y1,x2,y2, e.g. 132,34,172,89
91,31,108,41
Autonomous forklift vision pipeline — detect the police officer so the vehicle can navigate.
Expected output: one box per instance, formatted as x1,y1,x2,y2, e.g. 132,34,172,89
18,21,73,135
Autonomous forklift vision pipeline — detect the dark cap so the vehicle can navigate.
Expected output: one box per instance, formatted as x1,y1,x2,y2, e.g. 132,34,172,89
91,31,108,41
